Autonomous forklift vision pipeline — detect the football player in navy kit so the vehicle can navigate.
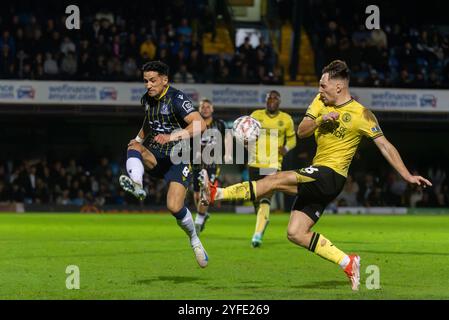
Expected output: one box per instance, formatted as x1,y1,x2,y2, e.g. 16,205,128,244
119,61,209,268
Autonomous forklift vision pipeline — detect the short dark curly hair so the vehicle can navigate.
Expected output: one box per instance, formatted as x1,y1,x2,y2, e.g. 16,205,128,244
322,60,350,81
141,61,169,76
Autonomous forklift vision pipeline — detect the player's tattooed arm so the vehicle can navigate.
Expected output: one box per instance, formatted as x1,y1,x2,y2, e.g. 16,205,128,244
154,112,206,144
374,136,432,188
178,111,206,140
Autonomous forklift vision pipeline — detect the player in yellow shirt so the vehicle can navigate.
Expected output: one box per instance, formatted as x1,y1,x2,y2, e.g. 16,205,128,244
199,60,432,290
248,90,296,247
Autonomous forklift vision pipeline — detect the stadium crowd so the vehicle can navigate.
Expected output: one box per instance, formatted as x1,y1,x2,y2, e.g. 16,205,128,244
0,157,447,209
309,1,449,88
0,157,167,207
0,1,280,84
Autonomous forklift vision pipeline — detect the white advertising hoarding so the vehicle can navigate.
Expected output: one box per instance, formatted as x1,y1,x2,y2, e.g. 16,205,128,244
1,80,448,112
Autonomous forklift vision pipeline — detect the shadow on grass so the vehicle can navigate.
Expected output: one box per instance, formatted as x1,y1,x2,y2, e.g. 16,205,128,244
135,276,202,285
290,280,348,289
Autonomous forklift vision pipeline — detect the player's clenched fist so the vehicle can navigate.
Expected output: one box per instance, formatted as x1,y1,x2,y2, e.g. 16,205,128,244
322,111,340,122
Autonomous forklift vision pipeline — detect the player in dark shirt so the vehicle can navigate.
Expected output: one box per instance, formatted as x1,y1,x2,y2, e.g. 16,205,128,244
192,99,232,234
119,61,209,268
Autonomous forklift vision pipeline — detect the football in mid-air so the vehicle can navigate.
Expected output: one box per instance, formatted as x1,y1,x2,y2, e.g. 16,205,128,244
232,116,261,143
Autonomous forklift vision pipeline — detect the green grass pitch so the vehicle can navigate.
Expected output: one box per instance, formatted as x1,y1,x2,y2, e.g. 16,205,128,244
0,213,448,299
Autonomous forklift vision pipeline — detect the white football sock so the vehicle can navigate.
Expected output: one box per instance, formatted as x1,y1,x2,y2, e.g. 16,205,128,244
176,208,200,247
195,212,207,225
126,157,144,186
215,188,223,200
339,255,350,269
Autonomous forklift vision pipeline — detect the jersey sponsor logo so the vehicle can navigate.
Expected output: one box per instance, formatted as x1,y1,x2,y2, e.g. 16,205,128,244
148,119,174,133
333,126,347,139
177,94,184,99
342,113,352,123
315,211,321,218
182,100,194,113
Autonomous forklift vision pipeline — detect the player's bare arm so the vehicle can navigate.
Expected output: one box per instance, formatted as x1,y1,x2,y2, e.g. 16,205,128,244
374,135,432,187
153,112,206,145
224,129,234,163
297,112,340,138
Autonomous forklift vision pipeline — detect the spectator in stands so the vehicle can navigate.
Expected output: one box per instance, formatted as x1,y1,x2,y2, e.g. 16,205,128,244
60,36,76,56
176,18,193,41
238,37,254,64
256,37,275,73
139,35,157,61
215,65,231,83
371,29,388,49
203,56,216,83
125,33,140,59
123,57,138,80
0,45,14,78
0,30,15,57
60,52,78,77
188,48,203,82
43,52,59,77
106,56,122,79
173,64,195,83
78,52,93,80
34,178,50,204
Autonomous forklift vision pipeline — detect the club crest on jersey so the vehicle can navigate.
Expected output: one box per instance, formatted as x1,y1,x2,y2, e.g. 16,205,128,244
160,103,170,115
278,120,284,127
342,113,352,123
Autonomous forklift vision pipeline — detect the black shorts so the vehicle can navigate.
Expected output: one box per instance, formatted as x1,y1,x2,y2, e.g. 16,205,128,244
291,166,346,222
192,164,219,192
146,148,191,188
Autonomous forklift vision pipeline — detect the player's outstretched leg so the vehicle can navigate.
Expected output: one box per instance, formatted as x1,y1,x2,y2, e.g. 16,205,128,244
199,169,298,206
119,149,146,200
287,210,360,291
